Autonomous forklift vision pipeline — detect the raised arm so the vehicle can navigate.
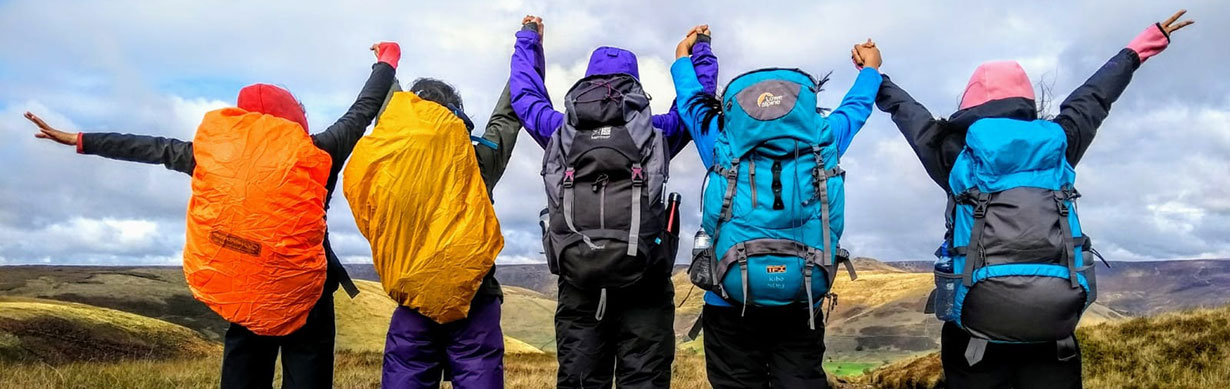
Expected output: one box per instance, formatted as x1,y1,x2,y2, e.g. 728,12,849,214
655,26,719,159
827,41,883,157
510,17,563,148
26,112,196,175
670,26,721,168
1053,10,1194,166
311,42,400,168
474,82,524,196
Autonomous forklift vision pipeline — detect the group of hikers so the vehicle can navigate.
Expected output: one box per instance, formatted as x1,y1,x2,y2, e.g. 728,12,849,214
24,8,1194,389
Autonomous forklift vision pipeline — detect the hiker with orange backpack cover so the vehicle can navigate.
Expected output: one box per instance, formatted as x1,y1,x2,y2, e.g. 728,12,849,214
870,10,1193,389
25,42,400,389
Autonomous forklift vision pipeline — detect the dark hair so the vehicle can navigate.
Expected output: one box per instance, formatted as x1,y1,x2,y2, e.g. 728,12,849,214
685,70,832,135
410,78,463,112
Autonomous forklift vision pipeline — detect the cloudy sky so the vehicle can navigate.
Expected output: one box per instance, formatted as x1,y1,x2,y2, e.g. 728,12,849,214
1,1,1226,266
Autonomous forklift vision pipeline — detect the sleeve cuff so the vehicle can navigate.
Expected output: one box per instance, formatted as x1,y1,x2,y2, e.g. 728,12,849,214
1126,23,1169,63
76,132,85,154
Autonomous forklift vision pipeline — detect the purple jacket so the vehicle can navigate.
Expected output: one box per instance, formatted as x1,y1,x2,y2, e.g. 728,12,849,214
509,29,719,157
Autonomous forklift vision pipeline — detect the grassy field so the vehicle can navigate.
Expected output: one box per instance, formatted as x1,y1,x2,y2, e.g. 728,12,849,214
859,305,1230,389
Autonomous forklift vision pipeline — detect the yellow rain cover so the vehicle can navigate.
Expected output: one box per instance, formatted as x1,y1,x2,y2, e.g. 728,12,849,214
343,92,504,324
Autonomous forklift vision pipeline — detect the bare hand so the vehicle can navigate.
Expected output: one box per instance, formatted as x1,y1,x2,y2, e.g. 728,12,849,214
675,25,709,59
26,112,77,147
853,39,881,70
1160,9,1195,35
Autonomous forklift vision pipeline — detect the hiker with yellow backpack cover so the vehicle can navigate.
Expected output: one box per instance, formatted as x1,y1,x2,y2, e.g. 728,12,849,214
24,42,401,389
343,69,527,387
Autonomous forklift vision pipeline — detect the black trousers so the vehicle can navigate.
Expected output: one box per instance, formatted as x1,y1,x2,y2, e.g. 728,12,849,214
941,322,1082,389
220,284,336,389
703,303,829,389
554,274,675,389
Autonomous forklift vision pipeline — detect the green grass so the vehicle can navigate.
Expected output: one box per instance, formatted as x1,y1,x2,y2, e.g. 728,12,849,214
824,361,880,377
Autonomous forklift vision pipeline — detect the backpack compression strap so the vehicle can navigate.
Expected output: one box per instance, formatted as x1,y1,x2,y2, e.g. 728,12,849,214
810,146,856,283
562,168,604,250
1055,186,1080,288
627,163,644,256
957,189,992,287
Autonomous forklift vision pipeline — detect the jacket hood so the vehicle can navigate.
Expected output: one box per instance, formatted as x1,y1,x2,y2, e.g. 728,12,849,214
958,60,1035,110
584,46,640,80
237,83,309,132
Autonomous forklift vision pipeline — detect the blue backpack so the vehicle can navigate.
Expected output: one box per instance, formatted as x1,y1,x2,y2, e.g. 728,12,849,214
688,69,856,328
933,118,1104,364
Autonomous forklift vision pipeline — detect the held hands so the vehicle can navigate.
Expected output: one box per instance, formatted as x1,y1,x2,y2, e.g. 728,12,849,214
675,25,710,59
851,39,882,71
522,15,544,39
26,112,77,147
370,41,401,69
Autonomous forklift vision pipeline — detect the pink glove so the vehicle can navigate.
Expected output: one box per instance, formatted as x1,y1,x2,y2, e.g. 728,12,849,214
373,42,401,69
1127,23,1169,62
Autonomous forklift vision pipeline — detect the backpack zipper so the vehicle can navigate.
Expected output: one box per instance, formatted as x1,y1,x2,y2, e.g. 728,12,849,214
593,174,609,229
749,158,757,209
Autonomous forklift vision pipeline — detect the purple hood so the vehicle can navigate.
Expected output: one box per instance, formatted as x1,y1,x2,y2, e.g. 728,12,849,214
585,46,640,80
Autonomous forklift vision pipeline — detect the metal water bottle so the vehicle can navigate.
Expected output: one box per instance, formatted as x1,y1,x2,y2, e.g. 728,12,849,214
666,192,682,237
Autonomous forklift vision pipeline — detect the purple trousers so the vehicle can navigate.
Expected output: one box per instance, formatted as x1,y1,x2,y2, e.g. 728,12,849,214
382,296,504,389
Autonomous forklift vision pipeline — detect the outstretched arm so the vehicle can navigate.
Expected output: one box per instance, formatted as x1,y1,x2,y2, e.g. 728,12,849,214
311,42,400,170
1053,10,1194,166
510,17,563,148
474,82,524,196
26,112,196,175
828,40,883,157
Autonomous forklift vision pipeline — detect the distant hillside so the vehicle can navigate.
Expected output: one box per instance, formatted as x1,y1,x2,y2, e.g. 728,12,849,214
858,304,1230,389
0,297,217,364
890,259,1230,316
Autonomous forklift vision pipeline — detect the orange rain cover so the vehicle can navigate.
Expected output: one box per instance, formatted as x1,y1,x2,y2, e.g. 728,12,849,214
185,108,331,336
343,92,503,324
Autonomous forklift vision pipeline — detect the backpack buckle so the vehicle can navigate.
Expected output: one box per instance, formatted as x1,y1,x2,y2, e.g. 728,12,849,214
631,164,645,186
1055,194,1070,216
972,194,990,218
563,168,575,189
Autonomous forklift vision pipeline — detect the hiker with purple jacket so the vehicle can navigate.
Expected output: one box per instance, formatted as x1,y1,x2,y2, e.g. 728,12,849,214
509,15,718,388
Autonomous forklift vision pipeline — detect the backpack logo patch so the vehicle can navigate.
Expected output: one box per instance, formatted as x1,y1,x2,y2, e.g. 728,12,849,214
766,265,787,274
735,80,800,121
757,92,784,108
590,126,612,140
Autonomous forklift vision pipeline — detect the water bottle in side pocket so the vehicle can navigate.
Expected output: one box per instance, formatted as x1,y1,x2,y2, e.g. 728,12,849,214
933,242,959,321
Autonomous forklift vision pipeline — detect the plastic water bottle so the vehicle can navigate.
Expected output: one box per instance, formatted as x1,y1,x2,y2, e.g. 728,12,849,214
693,230,711,252
933,243,956,321
538,208,550,235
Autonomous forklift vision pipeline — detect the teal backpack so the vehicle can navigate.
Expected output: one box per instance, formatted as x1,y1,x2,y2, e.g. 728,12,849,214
688,68,856,328
931,118,1106,365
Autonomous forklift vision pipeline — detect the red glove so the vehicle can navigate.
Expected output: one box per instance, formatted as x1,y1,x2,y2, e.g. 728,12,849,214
373,42,401,69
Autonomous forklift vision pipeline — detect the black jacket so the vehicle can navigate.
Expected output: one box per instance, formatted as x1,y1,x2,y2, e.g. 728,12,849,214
79,62,398,297
875,48,1144,193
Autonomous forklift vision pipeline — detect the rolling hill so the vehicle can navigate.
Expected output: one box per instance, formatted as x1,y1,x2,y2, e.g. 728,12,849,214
0,297,217,364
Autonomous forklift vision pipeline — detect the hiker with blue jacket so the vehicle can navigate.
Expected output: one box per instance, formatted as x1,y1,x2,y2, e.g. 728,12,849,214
509,15,717,388
672,27,883,388
873,10,1194,389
